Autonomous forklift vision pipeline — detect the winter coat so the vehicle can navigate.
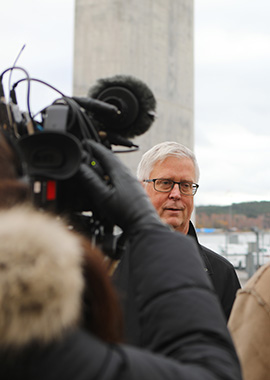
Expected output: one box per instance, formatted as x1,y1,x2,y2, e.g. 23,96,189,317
228,262,270,380
114,221,241,342
188,222,241,320
0,206,242,380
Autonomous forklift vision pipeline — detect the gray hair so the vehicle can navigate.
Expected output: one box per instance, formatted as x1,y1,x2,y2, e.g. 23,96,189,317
137,141,200,183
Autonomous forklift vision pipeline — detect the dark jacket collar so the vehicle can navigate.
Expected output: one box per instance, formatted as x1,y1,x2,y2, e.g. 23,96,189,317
187,221,213,275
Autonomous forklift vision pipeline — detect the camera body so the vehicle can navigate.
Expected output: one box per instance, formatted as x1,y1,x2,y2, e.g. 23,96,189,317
0,68,156,256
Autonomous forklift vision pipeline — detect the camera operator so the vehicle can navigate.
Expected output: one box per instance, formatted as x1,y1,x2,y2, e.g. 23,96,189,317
0,140,242,380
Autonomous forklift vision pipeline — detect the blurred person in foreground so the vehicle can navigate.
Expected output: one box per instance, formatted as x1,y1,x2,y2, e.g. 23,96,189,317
114,141,240,334
0,131,30,207
0,138,242,380
228,261,270,380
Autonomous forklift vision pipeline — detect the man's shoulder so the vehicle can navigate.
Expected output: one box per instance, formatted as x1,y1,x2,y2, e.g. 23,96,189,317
187,222,236,272
200,244,236,270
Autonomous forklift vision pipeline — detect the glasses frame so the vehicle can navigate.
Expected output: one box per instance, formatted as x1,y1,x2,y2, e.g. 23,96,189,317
143,178,199,196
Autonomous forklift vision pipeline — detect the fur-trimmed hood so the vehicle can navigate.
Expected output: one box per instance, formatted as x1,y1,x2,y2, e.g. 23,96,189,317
0,206,84,347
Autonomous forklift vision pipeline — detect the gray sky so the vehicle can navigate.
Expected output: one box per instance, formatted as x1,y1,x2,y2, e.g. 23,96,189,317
1,0,269,206
195,0,270,206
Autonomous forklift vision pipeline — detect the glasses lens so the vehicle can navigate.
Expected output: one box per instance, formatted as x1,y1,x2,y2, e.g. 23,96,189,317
155,179,173,192
179,182,193,195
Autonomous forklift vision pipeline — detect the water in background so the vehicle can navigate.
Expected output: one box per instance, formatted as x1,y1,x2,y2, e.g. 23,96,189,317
197,230,270,271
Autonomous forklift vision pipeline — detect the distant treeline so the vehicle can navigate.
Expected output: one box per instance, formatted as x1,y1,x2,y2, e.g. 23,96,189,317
196,201,270,218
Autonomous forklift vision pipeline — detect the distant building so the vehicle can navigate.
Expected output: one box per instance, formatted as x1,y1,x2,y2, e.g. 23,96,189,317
73,0,194,174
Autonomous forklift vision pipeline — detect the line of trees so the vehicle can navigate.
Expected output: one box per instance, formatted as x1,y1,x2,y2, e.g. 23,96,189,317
196,201,270,230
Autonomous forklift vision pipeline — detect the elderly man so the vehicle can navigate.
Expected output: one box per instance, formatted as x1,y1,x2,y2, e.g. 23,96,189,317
137,141,200,234
136,141,241,321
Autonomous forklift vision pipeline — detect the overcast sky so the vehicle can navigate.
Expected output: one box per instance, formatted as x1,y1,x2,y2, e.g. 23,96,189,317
1,0,269,206
195,0,270,206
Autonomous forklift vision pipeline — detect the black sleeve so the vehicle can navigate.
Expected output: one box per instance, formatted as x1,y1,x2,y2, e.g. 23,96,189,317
201,246,241,321
117,227,242,380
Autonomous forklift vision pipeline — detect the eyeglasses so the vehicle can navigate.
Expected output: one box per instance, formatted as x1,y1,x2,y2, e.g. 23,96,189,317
143,178,199,196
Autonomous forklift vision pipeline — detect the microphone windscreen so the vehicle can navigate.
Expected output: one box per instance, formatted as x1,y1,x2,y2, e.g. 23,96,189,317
88,75,157,138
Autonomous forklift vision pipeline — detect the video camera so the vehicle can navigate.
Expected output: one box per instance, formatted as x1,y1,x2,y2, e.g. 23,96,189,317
0,66,157,257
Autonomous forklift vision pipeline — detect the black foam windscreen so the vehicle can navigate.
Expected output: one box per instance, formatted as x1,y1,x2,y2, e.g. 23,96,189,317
88,75,157,138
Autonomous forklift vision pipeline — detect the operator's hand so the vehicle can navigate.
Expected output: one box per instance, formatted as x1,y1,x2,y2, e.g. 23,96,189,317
77,140,166,234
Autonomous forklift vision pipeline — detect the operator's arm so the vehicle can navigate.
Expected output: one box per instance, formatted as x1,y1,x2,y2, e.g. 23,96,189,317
125,225,241,379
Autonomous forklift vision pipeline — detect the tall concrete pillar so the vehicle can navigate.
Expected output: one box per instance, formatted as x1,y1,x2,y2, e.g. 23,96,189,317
73,0,194,174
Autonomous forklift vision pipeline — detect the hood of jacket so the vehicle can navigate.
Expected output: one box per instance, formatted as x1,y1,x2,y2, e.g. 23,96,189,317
0,206,84,348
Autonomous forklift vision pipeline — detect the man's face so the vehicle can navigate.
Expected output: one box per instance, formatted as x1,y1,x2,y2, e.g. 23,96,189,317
143,156,196,234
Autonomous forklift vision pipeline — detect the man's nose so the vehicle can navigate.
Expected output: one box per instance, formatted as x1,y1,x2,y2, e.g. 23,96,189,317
168,183,181,199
